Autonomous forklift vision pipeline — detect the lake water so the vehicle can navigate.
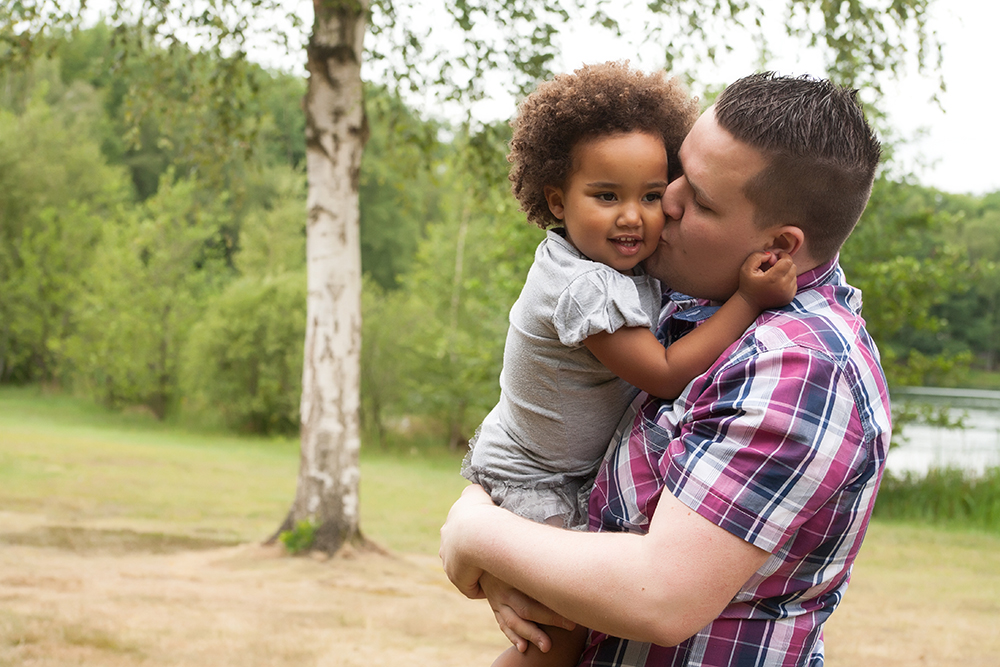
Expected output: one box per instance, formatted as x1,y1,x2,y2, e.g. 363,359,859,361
887,387,1000,477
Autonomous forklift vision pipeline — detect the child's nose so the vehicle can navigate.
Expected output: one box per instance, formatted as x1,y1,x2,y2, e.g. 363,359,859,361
618,202,642,226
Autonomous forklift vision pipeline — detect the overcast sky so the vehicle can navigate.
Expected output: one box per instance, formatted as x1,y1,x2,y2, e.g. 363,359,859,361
460,0,998,196
190,0,1000,196
881,0,999,195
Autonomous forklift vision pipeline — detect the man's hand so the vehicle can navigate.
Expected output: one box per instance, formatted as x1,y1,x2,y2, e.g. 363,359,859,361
439,484,496,599
440,484,576,653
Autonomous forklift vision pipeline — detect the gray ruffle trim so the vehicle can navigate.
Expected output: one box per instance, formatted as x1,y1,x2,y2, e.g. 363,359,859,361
461,432,593,530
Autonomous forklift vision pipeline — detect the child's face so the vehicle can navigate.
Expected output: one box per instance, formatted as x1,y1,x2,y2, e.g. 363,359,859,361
543,132,668,274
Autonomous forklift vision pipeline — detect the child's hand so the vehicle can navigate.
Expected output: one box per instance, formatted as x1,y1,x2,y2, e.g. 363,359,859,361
736,250,797,311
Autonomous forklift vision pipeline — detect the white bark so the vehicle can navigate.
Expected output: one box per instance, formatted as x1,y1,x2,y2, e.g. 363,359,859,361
278,0,368,553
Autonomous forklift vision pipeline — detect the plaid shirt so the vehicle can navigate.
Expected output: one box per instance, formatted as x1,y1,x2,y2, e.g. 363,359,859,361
582,258,892,667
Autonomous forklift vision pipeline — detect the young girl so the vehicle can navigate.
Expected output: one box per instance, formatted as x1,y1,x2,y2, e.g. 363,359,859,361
461,62,796,666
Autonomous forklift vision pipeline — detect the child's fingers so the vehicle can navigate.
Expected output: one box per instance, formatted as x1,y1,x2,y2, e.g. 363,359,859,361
494,604,552,653
481,573,575,630
771,253,794,271
740,251,770,273
479,572,575,652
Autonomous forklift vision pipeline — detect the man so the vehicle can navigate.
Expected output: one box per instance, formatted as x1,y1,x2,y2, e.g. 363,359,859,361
440,72,892,666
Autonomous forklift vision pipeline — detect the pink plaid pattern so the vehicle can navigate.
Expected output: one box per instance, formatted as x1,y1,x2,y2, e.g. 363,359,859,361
582,259,892,667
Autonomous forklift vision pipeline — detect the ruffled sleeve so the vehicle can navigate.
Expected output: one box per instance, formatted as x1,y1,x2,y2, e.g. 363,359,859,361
553,269,654,347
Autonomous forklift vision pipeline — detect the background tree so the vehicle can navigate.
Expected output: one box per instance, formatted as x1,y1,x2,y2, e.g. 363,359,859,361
2,0,942,554
65,175,233,417
0,65,129,384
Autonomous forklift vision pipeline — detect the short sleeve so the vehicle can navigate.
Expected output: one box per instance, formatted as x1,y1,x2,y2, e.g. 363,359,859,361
552,270,654,347
659,347,868,553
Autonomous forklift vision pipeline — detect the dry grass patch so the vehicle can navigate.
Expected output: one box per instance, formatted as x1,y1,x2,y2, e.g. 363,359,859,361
0,533,505,667
826,522,1000,667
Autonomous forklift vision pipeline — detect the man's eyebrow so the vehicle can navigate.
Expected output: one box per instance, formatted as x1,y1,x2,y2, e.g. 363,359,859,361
678,141,719,206
686,174,717,208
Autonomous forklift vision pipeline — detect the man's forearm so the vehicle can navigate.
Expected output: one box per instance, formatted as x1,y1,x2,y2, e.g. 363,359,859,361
440,485,770,647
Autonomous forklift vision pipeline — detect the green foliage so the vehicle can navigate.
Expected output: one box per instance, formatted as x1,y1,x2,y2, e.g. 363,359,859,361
255,72,307,170
232,167,307,276
843,178,975,389
181,272,306,435
357,120,530,448
278,519,318,554
64,175,234,417
360,87,444,291
874,468,1000,534
50,24,305,202
943,194,1000,371
0,82,130,384
384,127,543,448
845,179,1000,390
360,278,409,447
366,0,939,123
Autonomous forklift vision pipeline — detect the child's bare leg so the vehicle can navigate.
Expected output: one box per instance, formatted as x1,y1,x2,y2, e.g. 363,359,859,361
491,625,587,667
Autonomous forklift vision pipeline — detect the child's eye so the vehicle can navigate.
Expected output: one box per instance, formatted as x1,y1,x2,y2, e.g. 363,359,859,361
596,192,617,202
642,192,662,202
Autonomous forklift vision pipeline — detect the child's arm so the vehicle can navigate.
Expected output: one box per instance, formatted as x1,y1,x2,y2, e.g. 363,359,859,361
584,251,796,399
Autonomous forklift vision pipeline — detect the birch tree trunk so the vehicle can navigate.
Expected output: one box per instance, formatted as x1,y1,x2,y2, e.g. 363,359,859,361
273,0,369,554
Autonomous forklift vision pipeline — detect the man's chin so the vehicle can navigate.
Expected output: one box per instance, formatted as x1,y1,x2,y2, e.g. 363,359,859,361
642,248,672,283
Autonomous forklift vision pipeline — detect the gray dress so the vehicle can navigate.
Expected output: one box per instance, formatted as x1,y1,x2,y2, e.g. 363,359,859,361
462,229,661,527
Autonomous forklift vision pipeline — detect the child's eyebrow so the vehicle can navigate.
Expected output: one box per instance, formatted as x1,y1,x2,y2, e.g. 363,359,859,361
585,179,668,189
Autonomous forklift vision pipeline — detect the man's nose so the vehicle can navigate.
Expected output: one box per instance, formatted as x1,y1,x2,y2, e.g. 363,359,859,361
662,178,685,221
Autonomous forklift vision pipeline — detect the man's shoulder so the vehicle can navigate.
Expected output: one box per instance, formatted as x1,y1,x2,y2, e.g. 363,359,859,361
752,280,871,361
729,283,890,422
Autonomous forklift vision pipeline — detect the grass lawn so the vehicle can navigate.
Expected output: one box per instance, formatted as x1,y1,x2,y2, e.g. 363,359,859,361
0,386,468,553
2,387,1000,665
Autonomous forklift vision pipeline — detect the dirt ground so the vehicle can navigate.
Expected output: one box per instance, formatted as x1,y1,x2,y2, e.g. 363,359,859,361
1,512,998,667
0,513,507,667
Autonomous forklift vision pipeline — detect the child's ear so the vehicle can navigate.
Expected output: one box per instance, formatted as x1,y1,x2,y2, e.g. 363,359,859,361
544,185,566,220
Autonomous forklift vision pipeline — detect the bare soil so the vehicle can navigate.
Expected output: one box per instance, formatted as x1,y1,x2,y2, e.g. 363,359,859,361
0,513,506,667
1,512,998,667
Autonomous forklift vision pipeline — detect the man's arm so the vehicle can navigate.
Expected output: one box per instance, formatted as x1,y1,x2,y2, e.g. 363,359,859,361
440,483,770,647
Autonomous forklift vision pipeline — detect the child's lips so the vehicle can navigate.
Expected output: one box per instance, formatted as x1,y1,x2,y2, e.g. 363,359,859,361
611,236,644,256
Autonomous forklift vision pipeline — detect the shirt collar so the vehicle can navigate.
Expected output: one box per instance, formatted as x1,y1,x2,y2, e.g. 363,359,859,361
796,255,840,292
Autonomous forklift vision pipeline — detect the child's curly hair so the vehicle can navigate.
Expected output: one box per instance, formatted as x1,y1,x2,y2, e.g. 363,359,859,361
509,61,699,228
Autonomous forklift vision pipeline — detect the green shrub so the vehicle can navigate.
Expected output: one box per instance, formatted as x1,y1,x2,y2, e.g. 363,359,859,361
181,271,305,434
279,519,317,555
874,467,1000,533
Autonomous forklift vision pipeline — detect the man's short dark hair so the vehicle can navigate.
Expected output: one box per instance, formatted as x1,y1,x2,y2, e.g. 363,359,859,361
714,72,882,262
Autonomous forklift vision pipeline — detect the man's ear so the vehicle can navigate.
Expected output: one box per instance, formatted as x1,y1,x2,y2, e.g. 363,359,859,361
768,226,805,257
544,185,566,220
